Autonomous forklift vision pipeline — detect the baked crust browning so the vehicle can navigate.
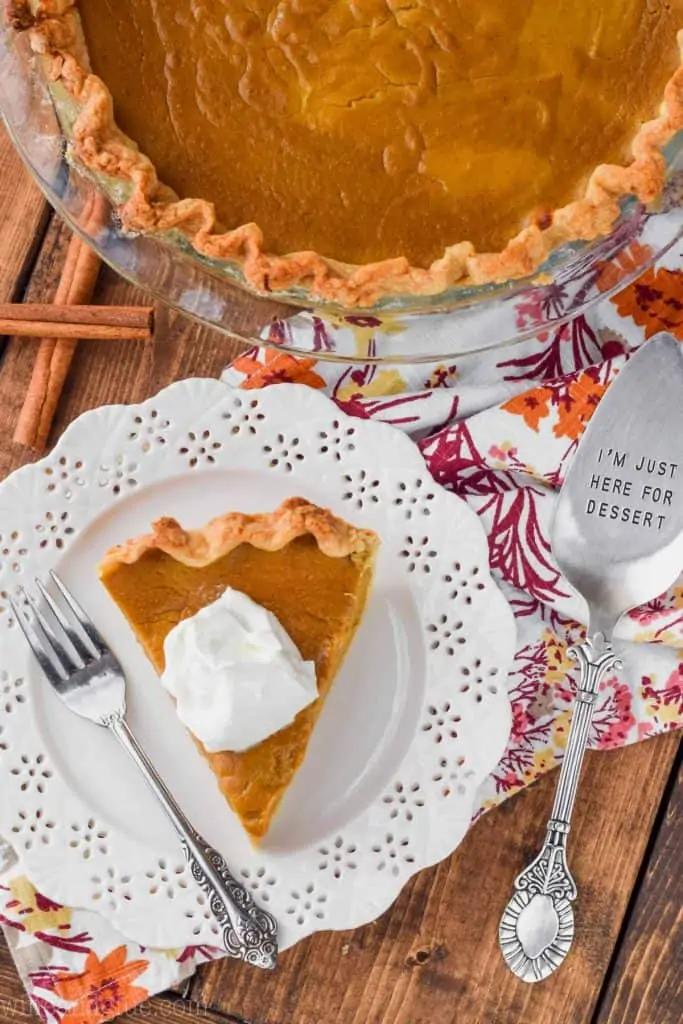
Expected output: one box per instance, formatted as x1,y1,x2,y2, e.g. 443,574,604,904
99,496,379,571
98,497,379,841
11,1,683,306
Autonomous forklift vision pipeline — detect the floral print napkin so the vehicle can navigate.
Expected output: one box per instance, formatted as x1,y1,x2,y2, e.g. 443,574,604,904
2,234,683,1023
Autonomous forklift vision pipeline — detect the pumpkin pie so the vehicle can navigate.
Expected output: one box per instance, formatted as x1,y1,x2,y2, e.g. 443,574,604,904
8,1,683,305
98,498,379,842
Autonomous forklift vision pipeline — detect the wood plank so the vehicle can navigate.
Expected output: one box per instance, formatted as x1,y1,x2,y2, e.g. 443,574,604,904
595,754,682,1024
0,197,248,1019
0,122,50,301
191,735,680,1024
0,219,245,475
0,215,82,468
0,154,679,1024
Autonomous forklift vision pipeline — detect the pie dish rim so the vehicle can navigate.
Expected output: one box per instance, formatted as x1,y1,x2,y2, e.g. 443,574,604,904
11,0,683,307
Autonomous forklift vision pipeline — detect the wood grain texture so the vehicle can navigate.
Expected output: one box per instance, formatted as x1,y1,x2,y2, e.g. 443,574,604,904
0,224,244,472
596,755,682,1024
0,124,49,302
191,737,680,1024
0,216,79,469
0,152,680,1024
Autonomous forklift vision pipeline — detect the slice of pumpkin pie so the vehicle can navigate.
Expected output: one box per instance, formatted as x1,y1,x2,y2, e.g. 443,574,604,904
99,498,379,842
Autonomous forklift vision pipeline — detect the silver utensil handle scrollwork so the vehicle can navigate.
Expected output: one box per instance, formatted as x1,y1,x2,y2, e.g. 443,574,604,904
108,714,278,968
499,634,622,983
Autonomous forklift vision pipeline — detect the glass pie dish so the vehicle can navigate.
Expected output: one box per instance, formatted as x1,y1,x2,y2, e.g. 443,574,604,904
2,13,683,365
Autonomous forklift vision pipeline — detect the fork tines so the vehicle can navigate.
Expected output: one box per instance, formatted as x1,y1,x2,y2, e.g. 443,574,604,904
10,572,106,687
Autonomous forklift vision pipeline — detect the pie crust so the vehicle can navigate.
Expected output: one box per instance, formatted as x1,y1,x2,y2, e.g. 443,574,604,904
99,498,379,842
99,497,379,572
8,1,683,307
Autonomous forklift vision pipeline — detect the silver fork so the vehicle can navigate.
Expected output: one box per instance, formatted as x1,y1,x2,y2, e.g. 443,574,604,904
11,571,278,969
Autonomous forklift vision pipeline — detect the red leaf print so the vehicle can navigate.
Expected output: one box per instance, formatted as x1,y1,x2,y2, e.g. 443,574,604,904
591,679,636,749
500,317,600,382
269,316,335,353
176,944,224,963
311,316,336,352
30,993,65,1024
653,612,683,642
331,350,380,399
0,912,25,933
336,391,436,427
481,488,569,603
425,363,458,389
641,666,683,712
333,395,372,420
628,597,667,624
422,420,480,478
35,892,64,913
422,421,517,495
492,747,536,787
509,596,579,636
29,965,70,992
33,930,93,954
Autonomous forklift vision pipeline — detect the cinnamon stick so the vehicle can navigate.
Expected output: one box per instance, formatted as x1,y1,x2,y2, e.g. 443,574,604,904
0,303,154,334
14,195,115,452
3,320,152,341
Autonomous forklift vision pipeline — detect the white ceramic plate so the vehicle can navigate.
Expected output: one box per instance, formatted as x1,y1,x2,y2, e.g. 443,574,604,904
0,381,515,950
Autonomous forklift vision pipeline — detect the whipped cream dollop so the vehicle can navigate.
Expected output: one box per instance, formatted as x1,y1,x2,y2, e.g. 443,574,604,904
161,588,318,753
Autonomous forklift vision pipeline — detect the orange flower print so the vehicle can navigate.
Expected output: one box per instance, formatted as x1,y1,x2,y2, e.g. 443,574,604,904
54,946,149,1024
553,371,607,442
232,348,326,390
503,369,606,441
502,385,553,432
611,266,683,340
595,241,653,293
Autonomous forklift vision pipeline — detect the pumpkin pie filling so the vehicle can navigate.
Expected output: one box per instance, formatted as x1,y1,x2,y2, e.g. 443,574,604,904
76,0,683,266
9,1,683,302
98,500,378,842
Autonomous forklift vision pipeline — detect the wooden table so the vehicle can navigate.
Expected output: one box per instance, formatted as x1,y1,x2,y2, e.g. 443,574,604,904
0,123,680,1024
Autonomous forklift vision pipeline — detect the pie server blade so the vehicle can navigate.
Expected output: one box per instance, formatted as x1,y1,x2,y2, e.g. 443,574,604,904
552,331,683,636
500,332,683,982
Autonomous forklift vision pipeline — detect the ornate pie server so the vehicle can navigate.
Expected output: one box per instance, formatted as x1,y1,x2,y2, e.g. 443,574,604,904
499,333,683,982
11,571,278,969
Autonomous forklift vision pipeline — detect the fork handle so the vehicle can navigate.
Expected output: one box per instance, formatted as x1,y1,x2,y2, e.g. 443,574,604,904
107,714,278,968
